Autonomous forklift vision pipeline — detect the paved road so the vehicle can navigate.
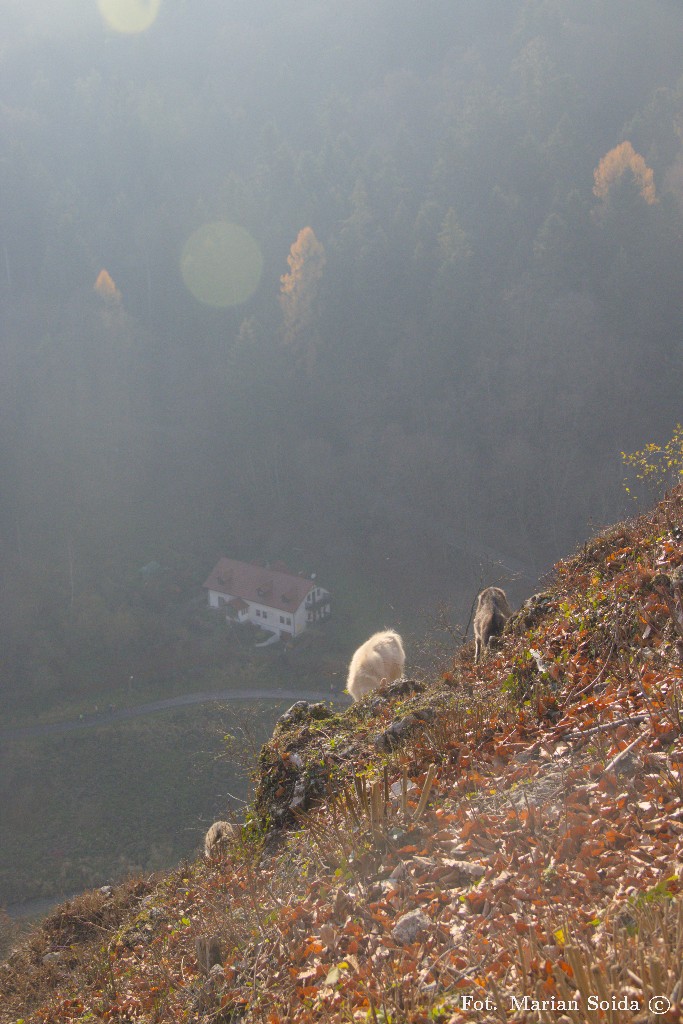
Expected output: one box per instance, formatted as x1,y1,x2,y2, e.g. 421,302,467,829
1,688,344,742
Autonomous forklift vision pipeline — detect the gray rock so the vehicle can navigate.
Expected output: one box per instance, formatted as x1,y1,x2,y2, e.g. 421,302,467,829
392,909,431,944
373,713,422,751
277,701,312,727
411,707,436,722
385,678,426,699
277,701,333,729
289,777,307,811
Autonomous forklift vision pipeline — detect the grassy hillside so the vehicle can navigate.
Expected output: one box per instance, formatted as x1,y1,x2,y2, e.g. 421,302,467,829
0,704,273,910
4,488,683,1022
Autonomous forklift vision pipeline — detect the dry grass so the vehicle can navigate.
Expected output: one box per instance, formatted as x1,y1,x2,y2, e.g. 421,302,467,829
6,489,683,1022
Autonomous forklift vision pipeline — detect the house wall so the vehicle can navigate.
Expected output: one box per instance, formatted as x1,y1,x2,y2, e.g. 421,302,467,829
293,601,308,637
208,586,330,637
250,602,295,635
209,590,296,635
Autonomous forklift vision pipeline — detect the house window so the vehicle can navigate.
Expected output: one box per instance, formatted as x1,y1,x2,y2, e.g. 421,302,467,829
287,617,291,625
280,616,285,624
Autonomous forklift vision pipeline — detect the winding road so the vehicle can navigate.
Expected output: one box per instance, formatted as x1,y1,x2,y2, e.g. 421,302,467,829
3,687,344,919
1,687,344,742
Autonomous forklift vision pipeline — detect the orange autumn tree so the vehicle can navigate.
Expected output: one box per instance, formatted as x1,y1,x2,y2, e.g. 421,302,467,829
94,268,122,303
279,227,326,373
593,140,658,205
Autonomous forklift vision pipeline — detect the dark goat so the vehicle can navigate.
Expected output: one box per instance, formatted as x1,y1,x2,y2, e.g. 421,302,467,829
474,587,512,662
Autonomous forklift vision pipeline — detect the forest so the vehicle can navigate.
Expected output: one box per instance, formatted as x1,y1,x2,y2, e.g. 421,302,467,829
3,0,683,902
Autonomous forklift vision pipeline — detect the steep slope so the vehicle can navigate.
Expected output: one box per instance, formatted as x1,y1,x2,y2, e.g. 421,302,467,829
3,488,683,1023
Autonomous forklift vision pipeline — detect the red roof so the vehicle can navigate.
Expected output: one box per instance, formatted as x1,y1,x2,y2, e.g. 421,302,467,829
203,558,320,613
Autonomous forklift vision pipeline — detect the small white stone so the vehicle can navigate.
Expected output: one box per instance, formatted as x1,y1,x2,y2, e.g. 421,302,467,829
390,780,417,800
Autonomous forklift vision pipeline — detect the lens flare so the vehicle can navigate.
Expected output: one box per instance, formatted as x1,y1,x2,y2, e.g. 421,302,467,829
98,0,161,35
180,222,263,309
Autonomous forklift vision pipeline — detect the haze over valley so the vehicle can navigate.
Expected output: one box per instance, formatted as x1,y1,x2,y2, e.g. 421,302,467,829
3,0,683,910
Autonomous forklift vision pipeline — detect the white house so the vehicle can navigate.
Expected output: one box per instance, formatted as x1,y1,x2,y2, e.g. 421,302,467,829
203,558,331,638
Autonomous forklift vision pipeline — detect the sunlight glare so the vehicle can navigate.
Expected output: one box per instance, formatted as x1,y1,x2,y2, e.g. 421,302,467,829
97,0,161,34
180,222,263,308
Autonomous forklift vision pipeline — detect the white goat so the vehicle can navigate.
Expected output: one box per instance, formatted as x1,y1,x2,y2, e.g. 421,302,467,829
346,629,405,702
473,587,512,662
204,821,238,860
